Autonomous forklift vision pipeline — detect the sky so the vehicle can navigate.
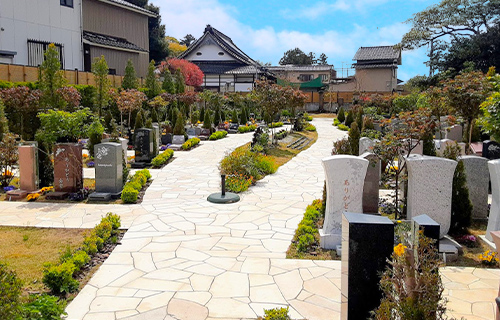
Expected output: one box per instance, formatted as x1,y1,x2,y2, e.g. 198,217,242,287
156,0,439,82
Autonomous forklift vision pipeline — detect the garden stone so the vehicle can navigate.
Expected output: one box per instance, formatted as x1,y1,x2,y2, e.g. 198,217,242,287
483,140,500,160
445,125,463,142
406,155,457,238
18,144,38,192
358,137,376,155
487,159,500,241
53,143,83,193
134,128,154,163
360,152,380,214
341,212,393,320
459,155,489,219
320,155,368,249
93,142,123,194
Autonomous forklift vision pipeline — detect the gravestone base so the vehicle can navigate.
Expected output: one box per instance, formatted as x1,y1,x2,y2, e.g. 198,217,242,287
6,190,28,200
319,229,341,250
207,192,240,204
88,192,112,201
131,162,150,169
45,192,69,200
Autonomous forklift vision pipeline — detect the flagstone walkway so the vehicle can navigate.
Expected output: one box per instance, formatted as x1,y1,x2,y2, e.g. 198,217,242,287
0,118,497,319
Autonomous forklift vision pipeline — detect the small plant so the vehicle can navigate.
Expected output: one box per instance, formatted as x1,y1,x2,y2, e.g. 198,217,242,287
151,149,174,168
337,107,345,122
333,118,340,126
209,130,228,140
479,250,499,266
42,262,79,295
262,306,291,320
305,124,316,131
225,174,253,193
291,200,323,253
269,122,284,128
21,294,67,320
238,124,258,133
337,124,349,131
121,169,150,203
455,234,478,248
0,262,22,319
181,137,200,150
26,193,40,201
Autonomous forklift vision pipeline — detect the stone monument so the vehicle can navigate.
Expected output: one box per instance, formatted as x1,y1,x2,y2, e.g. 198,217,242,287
53,143,83,193
102,137,127,165
445,124,463,142
152,124,160,156
483,140,500,160
134,128,153,166
92,142,123,199
358,137,376,155
459,155,489,219
18,144,38,192
406,155,457,238
487,159,500,241
320,155,368,249
360,152,380,214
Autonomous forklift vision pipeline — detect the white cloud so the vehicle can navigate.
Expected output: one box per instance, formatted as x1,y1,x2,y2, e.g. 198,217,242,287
280,0,392,19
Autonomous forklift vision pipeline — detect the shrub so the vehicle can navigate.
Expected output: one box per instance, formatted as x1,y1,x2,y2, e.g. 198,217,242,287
21,294,67,320
182,137,200,150
304,113,313,121
68,250,90,270
128,180,142,191
94,221,112,243
337,124,349,131
225,174,253,193
42,262,79,295
332,137,351,155
137,169,152,180
348,122,360,156
337,107,345,122
238,124,257,133
254,155,277,175
121,186,139,204
333,118,340,126
0,262,22,319
291,200,323,253
305,124,316,131
269,122,284,128
297,234,315,252
345,111,354,127
209,130,228,140
151,149,174,167
263,307,291,320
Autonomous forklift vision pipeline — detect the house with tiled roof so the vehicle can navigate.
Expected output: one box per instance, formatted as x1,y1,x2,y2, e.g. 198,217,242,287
0,0,154,77
178,25,274,92
352,46,401,92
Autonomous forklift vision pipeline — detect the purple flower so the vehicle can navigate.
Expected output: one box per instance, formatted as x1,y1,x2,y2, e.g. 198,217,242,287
3,186,15,192
87,161,95,167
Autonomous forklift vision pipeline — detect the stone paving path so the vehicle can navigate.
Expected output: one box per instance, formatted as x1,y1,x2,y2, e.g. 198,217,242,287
0,118,497,319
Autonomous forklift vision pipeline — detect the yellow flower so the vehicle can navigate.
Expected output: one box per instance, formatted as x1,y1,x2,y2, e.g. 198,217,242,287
394,243,407,257
396,220,402,223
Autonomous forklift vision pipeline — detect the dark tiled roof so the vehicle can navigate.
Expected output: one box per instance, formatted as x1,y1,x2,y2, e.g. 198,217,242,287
191,61,246,74
267,65,333,72
83,31,147,52
225,65,263,74
353,46,400,61
353,63,398,69
105,0,157,16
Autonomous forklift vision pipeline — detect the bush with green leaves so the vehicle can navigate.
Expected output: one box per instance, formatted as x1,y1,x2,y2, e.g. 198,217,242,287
121,186,139,204
121,169,151,203
0,262,22,319
345,111,354,127
182,137,201,150
263,307,291,320
238,124,257,133
290,200,323,253
269,122,284,128
305,124,316,131
36,108,92,143
151,149,174,168
21,294,67,320
209,130,228,140
333,118,340,126
348,122,360,156
337,107,345,122
337,124,349,131
42,261,79,295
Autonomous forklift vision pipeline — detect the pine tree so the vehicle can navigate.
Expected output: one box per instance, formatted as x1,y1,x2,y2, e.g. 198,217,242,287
220,109,226,122
173,111,185,135
348,122,360,156
104,110,113,133
122,59,138,90
203,109,212,130
213,106,221,126
92,55,111,117
162,69,176,94
175,68,185,94
145,60,161,99
200,107,205,123
151,107,159,123
345,111,354,127
232,110,238,123
240,107,248,124
337,107,345,123
134,109,144,132
39,43,67,109
451,161,473,233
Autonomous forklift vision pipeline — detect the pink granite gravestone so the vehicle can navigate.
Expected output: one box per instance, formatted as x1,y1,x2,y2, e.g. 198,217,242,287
53,143,83,193
18,145,38,192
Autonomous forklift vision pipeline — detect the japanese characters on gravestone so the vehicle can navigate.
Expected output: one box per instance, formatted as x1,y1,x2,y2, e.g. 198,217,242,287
320,155,368,249
487,159,500,241
459,155,489,219
53,143,83,193
94,142,123,194
102,137,127,165
482,140,500,160
18,144,38,192
134,128,154,163
360,152,380,214
406,155,457,238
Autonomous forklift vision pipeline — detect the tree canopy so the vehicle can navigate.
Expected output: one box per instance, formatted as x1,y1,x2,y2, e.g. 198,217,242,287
179,34,196,47
279,48,328,65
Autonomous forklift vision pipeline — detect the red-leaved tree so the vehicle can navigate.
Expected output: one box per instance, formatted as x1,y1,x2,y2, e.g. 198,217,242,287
159,58,204,87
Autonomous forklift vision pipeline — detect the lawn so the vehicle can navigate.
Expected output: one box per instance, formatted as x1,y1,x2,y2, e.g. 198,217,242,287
0,226,87,292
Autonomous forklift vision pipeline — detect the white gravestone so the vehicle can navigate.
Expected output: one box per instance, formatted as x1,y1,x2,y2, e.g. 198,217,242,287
406,155,457,238
487,159,500,241
320,155,368,249
459,155,489,219
359,137,377,156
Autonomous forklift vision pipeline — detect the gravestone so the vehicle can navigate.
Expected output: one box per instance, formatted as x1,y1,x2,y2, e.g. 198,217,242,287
152,124,160,156
360,152,380,214
405,139,423,155
199,129,211,141
487,159,500,241
93,142,123,194
194,127,201,136
459,155,489,219
134,128,153,163
435,139,456,156
186,128,197,139
102,137,127,165
320,155,368,249
358,137,376,155
341,212,393,320
161,133,172,145
445,125,463,142
412,214,441,246
406,155,457,238
168,135,185,151
228,123,239,134
53,143,83,193
483,140,500,160
18,144,38,192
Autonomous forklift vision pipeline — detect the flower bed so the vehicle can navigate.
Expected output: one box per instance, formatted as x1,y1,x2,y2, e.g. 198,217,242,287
121,169,151,204
182,137,200,150
151,149,174,168
209,131,228,140
238,124,258,133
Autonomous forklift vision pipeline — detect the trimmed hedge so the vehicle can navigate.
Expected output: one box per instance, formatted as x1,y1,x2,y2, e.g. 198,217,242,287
151,149,174,168
182,137,200,150
43,213,121,294
333,118,340,126
121,169,151,203
305,124,316,131
209,130,228,140
269,122,284,128
292,200,323,252
238,124,257,133
337,124,349,131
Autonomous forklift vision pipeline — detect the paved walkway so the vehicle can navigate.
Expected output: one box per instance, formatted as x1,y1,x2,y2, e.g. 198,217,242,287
0,118,497,319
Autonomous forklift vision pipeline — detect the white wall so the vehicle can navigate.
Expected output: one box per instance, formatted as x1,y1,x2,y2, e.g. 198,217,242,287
0,0,83,70
185,35,235,62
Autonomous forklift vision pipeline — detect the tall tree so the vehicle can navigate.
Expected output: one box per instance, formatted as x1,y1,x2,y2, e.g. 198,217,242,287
92,55,111,117
318,53,328,65
145,60,161,98
179,34,196,47
39,43,66,109
122,59,139,90
145,4,169,62
399,0,500,75
279,48,314,65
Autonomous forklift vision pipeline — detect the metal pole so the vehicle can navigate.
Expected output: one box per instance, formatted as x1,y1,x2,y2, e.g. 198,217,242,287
221,174,226,196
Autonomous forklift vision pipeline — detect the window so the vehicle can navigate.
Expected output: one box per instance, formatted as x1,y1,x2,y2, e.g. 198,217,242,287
27,40,64,68
299,74,313,81
60,0,73,8
321,74,329,82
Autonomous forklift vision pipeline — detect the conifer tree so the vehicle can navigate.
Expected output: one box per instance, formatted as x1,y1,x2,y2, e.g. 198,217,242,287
145,60,161,99
175,68,185,94
173,111,185,135
162,69,176,94
122,59,139,90
92,55,111,117
337,107,345,123
203,109,212,130
199,107,205,123
232,109,238,123
39,43,67,109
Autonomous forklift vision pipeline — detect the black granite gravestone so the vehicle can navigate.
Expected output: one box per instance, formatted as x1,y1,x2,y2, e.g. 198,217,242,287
482,140,500,160
412,214,440,246
341,212,394,320
134,128,153,163
161,133,172,145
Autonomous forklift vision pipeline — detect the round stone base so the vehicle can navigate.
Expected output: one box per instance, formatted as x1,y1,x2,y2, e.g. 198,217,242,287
207,192,240,204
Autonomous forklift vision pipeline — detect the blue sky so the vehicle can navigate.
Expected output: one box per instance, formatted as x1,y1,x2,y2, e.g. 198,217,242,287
157,0,439,81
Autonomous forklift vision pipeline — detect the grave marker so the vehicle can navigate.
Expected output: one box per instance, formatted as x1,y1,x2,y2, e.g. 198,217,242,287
53,143,83,193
